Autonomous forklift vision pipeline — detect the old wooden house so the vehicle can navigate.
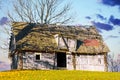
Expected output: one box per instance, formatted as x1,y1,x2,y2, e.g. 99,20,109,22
9,22,109,71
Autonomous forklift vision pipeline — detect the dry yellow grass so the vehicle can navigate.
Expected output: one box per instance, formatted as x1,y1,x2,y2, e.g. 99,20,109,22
0,70,120,80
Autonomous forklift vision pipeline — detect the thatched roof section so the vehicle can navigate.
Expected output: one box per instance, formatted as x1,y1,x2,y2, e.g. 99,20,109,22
12,22,57,52
77,40,109,54
11,22,109,54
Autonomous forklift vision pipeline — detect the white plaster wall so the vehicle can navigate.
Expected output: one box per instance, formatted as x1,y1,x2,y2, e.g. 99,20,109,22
66,54,74,70
58,37,67,49
76,54,105,71
68,39,76,52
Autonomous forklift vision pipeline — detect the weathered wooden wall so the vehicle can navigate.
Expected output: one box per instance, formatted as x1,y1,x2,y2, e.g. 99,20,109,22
16,52,105,71
18,52,57,70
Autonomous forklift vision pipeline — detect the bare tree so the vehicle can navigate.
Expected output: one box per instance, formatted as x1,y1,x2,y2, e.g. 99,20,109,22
0,17,11,50
116,54,120,72
107,53,120,72
107,54,115,72
8,0,73,24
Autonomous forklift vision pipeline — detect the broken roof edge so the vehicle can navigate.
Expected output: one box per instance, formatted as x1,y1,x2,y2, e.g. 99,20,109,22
12,22,99,31
12,22,102,39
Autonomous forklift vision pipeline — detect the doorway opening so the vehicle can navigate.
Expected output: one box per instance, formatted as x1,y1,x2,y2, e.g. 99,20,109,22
57,52,66,67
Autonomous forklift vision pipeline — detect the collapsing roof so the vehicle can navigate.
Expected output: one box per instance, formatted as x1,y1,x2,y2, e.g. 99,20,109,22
10,22,109,54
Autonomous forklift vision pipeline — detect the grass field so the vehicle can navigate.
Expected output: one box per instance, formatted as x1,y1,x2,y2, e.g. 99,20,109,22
0,70,120,80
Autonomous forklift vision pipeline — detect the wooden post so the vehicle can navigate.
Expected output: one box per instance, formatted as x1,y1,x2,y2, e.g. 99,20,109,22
104,53,108,72
10,51,18,69
53,52,56,69
18,52,23,70
72,54,76,70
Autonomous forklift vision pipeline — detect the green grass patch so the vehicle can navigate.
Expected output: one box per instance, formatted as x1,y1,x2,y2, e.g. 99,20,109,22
0,70,120,80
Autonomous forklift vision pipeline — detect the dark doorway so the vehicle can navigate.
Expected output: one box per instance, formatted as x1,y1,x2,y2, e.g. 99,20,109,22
57,52,66,67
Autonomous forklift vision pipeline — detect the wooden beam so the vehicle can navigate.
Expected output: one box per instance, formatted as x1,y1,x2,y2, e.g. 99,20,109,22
72,54,76,70
61,34,69,50
104,53,108,72
53,52,57,69
18,52,23,70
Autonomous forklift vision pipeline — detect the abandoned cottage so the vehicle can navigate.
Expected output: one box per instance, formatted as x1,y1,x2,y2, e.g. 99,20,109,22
9,22,109,71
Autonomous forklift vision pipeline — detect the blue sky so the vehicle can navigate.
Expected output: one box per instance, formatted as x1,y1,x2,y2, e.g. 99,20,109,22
72,0,120,55
0,0,120,70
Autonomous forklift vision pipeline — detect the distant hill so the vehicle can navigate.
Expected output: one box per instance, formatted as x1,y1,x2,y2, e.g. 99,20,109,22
0,61,10,71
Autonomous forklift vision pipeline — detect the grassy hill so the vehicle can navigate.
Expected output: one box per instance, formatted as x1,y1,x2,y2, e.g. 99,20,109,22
0,70,120,80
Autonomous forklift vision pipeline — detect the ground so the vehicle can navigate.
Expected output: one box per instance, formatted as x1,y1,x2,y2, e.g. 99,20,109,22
0,70,120,80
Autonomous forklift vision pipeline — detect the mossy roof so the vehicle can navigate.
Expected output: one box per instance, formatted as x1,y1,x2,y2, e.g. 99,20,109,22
11,22,109,54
